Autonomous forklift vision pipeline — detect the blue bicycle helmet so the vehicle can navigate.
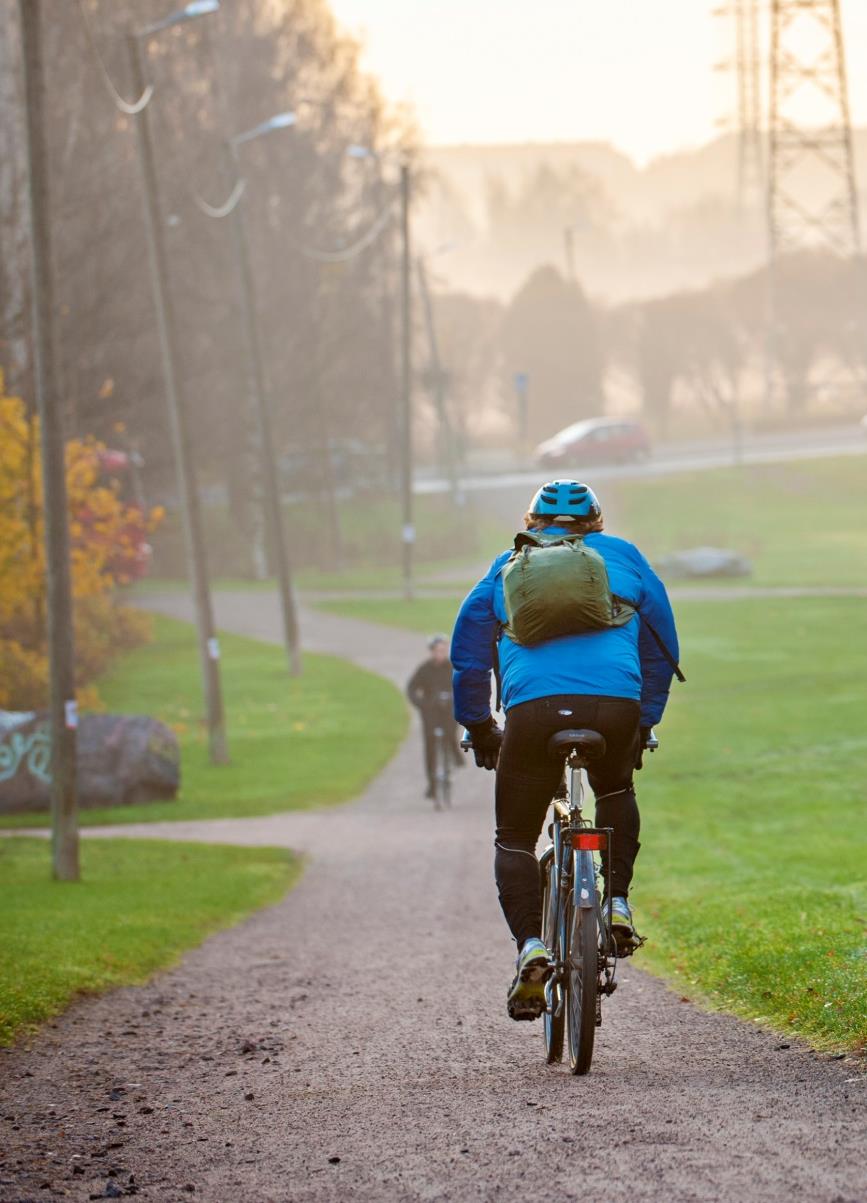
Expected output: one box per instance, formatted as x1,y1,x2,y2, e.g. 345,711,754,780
528,479,601,520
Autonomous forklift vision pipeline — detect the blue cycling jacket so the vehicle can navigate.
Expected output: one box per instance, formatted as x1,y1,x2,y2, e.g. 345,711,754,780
451,526,679,728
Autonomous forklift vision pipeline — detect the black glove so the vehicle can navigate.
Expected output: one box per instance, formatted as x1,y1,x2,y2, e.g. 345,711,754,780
466,716,503,771
635,725,653,771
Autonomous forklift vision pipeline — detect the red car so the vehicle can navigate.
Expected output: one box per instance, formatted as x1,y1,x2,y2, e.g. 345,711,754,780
534,418,651,468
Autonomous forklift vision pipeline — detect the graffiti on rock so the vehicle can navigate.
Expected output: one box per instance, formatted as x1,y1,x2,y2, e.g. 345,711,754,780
0,723,52,786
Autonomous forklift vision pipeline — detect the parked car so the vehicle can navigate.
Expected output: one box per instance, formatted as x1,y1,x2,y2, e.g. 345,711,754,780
534,418,651,468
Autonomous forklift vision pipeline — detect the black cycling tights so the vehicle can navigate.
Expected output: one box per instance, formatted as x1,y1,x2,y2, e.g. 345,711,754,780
494,695,642,949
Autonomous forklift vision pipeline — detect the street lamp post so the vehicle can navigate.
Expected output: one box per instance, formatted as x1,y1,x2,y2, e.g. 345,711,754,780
127,1,229,764
348,145,414,599
226,112,301,674
416,255,459,503
350,146,399,493
399,161,414,601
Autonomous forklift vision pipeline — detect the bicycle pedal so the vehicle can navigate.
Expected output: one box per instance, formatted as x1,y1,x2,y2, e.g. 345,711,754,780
613,935,645,959
509,1004,545,1022
520,960,554,985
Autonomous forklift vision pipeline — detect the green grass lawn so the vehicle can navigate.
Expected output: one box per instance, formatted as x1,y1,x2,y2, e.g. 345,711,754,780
133,561,478,597
315,592,867,1050
0,838,300,1046
319,596,464,635
602,455,867,587
636,596,867,1051
141,456,867,598
0,615,408,828
149,489,504,585
310,455,867,605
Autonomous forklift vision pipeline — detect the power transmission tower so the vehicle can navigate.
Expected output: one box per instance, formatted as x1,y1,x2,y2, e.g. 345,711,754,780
715,0,763,208
768,0,860,257
764,0,862,411
736,0,763,207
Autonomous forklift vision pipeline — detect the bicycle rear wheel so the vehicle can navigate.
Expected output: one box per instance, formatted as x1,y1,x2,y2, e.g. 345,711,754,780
565,890,598,1075
433,732,450,810
541,853,564,1063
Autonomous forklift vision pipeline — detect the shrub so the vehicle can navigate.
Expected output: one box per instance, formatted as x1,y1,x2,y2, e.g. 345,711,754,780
0,370,159,710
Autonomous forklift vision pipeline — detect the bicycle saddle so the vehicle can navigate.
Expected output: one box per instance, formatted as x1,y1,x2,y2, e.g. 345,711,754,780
547,728,607,762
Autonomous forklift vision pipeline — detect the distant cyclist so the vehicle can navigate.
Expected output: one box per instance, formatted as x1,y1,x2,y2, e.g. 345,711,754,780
407,634,464,800
451,480,680,1020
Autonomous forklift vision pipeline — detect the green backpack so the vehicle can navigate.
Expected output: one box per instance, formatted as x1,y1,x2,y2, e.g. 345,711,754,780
501,530,636,647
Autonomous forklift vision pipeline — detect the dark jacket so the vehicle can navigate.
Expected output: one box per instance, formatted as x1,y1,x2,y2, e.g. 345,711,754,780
407,659,454,720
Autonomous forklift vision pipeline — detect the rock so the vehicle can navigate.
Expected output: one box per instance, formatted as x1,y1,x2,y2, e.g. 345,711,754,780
655,547,753,580
0,711,179,814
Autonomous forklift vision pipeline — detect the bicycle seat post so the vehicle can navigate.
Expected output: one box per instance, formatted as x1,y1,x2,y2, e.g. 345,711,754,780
567,753,585,819
546,729,606,824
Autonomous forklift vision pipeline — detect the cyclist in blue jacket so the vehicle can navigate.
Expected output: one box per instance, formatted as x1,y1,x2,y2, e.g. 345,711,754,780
451,480,680,1020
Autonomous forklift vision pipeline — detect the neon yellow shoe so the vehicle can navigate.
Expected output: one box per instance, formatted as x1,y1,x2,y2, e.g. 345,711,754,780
506,938,553,1021
609,896,642,957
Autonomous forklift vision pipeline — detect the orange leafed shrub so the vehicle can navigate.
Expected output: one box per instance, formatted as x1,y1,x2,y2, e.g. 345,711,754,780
0,370,161,710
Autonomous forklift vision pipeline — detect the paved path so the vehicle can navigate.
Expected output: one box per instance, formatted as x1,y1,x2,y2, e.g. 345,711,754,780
2,592,864,1203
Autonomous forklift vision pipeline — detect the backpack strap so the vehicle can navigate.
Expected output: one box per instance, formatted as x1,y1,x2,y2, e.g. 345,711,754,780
513,530,583,552
492,620,504,712
640,616,686,683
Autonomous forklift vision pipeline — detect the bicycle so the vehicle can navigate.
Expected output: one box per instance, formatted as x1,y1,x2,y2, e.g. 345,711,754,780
540,726,652,1074
430,691,454,811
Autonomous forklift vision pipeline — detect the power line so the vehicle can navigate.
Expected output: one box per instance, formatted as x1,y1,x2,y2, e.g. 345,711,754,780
289,197,396,263
192,176,246,218
75,0,153,115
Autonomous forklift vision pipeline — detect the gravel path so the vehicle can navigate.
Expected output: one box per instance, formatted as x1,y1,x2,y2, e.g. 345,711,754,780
2,592,864,1203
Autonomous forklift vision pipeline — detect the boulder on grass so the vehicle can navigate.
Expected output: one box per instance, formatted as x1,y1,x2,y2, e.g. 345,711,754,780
655,546,753,580
0,711,180,815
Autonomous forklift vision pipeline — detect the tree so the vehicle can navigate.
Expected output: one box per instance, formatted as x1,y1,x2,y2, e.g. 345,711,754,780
730,251,864,414
430,289,503,452
625,287,746,433
1,0,414,577
499,265,604,440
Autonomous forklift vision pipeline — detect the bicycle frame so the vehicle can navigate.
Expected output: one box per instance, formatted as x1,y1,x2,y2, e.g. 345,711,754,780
543,759,617,1022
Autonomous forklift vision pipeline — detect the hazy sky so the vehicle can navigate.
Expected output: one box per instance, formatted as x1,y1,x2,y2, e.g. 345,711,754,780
329,0,867,164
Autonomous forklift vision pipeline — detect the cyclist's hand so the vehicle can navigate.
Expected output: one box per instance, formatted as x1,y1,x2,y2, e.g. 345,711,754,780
466,717,503,771
635,725,653,771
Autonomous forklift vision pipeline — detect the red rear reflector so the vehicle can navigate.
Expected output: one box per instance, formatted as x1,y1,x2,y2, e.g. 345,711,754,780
573,832,607,851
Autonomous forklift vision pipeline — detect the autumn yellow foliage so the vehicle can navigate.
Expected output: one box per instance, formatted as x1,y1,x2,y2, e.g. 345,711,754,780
0,370,161,710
